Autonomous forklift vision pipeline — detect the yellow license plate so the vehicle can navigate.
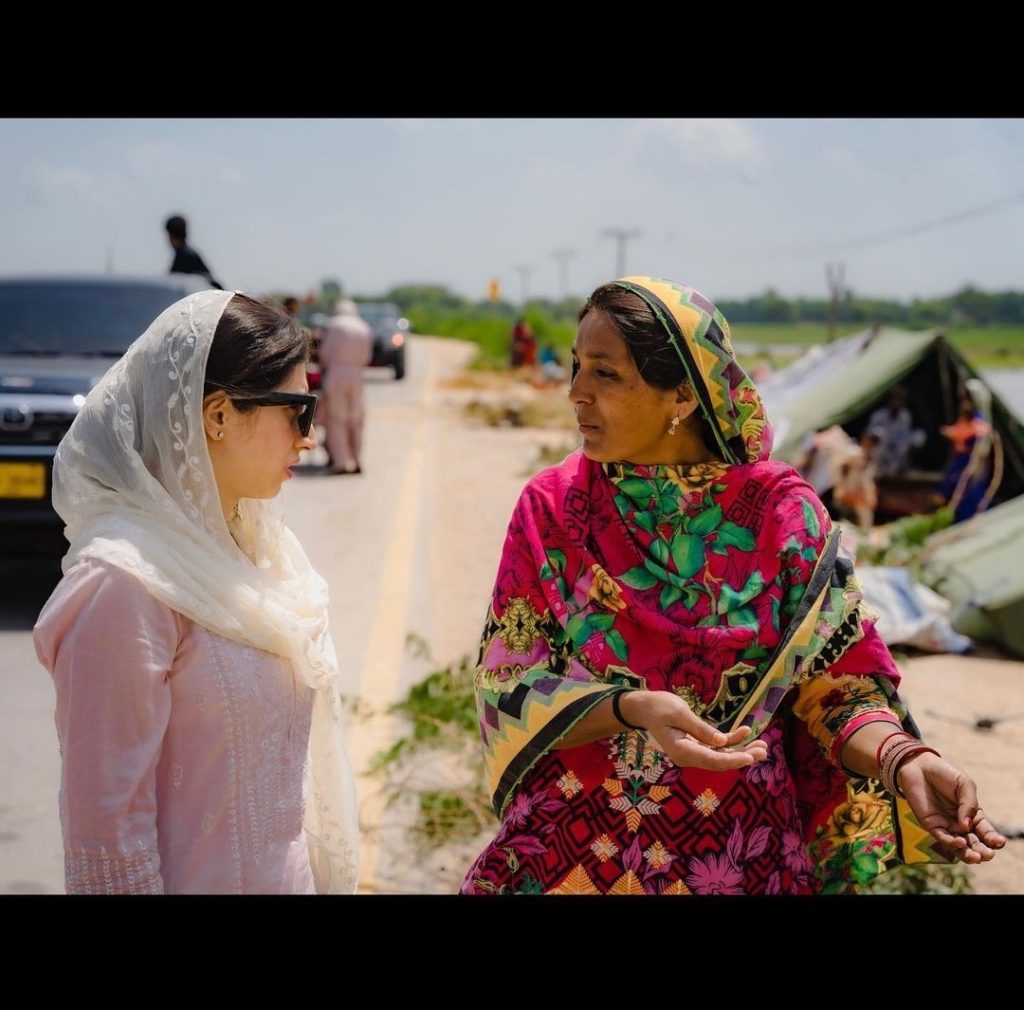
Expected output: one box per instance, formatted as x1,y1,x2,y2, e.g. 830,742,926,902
0,462,47,499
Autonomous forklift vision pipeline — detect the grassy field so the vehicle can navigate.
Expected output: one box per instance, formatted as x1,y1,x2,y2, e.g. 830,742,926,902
730,324,1024,369
936,327,1024,367
418,317,1024,371
415,314,576,371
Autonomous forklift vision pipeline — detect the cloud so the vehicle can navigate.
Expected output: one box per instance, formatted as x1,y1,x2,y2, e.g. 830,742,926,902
24,160,110,205
126,140,247,187
127,139,191,176
636,118,766,173
389,118,484,136
823,145,857,169
391,119,433,135
217,165,247,187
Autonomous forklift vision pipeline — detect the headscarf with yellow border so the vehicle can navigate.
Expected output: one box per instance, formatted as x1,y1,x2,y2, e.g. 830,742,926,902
612,276,771,465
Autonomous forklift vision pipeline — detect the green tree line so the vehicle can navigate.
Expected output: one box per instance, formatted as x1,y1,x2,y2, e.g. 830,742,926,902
282,281,1023,369
334,282,1024,330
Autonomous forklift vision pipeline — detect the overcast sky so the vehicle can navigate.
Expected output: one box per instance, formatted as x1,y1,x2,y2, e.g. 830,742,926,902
2,118,1022,305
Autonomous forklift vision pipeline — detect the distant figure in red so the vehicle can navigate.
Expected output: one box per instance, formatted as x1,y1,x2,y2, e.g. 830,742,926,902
510,317,537,368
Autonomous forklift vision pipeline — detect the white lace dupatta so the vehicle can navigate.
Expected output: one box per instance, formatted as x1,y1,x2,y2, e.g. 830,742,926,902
52,289,358,893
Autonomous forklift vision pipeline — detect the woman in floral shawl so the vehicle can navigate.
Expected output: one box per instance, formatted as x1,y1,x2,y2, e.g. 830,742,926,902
461,277,1004,895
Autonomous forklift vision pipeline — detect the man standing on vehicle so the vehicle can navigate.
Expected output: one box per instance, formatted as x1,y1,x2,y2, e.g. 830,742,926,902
164,214,223,289
319,298,373,475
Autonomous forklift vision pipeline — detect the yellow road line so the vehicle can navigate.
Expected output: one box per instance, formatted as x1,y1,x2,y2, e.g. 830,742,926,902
347,348,437,891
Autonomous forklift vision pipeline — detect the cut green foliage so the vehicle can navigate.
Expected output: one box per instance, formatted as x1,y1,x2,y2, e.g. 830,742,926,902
369,639,495,853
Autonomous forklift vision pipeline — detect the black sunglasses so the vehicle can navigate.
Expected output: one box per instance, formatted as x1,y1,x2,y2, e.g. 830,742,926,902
234,392,318,437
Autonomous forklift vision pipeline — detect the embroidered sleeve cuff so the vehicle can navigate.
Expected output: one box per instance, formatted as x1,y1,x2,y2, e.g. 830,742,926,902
831,709,903,770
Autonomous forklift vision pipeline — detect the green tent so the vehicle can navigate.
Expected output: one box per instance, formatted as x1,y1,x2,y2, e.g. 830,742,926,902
916,494,1024,658
758,328,1024,656
760,328,1024,504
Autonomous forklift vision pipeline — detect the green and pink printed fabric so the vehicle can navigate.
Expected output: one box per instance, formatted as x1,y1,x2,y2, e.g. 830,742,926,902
461,277,946,895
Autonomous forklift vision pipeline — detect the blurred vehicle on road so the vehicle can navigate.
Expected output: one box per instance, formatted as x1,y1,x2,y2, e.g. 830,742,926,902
354,301,409,380
0,274,208,556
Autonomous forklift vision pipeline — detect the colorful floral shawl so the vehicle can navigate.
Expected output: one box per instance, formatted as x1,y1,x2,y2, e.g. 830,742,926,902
473,277,947,892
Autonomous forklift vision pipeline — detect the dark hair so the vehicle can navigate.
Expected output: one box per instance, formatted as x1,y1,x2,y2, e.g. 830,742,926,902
578,283,720,454
165,215,188,240
204,294,310,413
579,284,688,390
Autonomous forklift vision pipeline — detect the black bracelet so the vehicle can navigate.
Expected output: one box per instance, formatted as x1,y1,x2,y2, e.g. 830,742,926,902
611,691,644,731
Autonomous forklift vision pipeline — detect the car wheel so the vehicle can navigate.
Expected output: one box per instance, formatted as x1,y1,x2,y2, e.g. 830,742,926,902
394,357,405,380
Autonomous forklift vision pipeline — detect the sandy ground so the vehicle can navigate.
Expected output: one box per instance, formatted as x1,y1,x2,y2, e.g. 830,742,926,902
897,651,1024,893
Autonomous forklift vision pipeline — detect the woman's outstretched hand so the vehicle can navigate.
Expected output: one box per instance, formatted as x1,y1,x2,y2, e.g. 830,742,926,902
898,752,1007,863
620,690,768,771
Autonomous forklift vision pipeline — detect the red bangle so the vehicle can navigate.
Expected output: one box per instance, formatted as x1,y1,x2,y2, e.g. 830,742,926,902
875,730,913,770
889,745,942,798
877,735,914,779
880,739,921,795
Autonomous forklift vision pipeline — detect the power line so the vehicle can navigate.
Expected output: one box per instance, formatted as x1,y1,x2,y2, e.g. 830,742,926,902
776,189,1024,258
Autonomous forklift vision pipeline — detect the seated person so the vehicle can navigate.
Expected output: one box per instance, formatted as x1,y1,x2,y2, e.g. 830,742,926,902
833,433,879,530
797,424,858,516
865,386,925,477
539,342,567,383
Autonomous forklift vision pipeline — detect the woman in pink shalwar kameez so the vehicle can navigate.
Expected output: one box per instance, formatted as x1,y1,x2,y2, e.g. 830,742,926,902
34,291,359,894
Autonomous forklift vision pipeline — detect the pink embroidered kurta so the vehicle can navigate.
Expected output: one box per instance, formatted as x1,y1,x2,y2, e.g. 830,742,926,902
34,559,316,894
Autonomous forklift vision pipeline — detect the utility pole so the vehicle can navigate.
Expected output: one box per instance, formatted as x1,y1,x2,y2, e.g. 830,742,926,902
602,228,641,278
515,264,533,306
825,262,845,343
552,249,575,301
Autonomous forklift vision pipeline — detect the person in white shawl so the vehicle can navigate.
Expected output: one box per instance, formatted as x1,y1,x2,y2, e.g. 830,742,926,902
34,289,358,893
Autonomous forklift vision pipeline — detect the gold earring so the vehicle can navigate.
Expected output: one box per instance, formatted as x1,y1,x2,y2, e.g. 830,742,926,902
668,415,681,436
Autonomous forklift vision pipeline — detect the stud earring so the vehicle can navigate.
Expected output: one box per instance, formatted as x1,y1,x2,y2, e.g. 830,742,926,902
216,431,224,440
668,415,681,436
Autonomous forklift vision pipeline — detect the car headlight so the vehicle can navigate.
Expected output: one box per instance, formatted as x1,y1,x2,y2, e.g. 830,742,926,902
390,333,405,347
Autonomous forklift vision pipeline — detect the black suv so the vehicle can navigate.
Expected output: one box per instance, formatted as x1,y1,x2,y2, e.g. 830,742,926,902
355,302,409,380
0,275,208,556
